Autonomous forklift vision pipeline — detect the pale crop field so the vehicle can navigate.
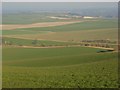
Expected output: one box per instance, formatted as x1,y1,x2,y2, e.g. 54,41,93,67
6,28,117,42
2,19,118,42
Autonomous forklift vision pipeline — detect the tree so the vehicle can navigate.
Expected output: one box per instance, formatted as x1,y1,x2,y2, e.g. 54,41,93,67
32,39,38,46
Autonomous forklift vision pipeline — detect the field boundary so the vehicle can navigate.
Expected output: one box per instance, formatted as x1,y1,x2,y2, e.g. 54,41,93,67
4,44,115,51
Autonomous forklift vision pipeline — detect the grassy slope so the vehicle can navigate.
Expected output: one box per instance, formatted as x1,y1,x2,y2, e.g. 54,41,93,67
3,30,48,35
3,47,118,88
3,19,117,35
2,37,77,46
3,19,118,42
15,19,117,32
2,17,118,88
6,28,117,42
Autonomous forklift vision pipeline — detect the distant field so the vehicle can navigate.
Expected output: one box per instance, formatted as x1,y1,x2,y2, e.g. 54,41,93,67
14,19,117,32
3,47,118,88
2,37,77,46
2,13,65,24
2,21,81,30
2,19,118,42
2,13,82,24
4,28,117,42
2,19,117,32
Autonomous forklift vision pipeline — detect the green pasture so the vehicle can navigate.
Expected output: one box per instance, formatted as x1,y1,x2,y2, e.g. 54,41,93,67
5,28,117,43
2,30,48,35
2,37,77,46
15,19,117,32
3,47,118,88
2,16,118,88
2,19,117,36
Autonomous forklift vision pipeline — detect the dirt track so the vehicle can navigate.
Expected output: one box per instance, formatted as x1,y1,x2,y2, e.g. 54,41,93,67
8,45,115,50
1,21,80,30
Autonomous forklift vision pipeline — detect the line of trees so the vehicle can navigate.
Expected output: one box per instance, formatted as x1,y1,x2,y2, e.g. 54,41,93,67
80,42,111,48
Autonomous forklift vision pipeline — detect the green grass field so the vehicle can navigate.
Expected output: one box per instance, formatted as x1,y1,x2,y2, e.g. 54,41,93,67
3,47,118,88
3,19,118,43
2,15,118,88
15,19,117,32
2,37,77,46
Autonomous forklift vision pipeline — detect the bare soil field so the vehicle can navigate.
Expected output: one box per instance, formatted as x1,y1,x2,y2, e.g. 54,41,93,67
1,21,81,30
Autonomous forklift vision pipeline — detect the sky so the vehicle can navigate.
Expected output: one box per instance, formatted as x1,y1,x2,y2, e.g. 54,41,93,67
2,2,117,12
1,0,120,2
2,2,118,18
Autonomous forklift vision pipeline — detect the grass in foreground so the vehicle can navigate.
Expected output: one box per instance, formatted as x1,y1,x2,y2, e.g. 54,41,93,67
3,47,118,88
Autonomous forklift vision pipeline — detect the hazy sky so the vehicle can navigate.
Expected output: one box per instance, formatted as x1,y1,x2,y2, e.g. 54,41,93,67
2,2,117,13
2,0,119,2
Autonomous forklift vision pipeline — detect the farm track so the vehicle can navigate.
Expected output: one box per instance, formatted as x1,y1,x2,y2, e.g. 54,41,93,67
6,44,115,50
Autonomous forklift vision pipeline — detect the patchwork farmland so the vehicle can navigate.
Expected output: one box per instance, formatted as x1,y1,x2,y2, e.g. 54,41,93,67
2,12,118,88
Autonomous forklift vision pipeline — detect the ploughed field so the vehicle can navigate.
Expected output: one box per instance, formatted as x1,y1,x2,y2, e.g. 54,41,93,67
2,13,118,88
